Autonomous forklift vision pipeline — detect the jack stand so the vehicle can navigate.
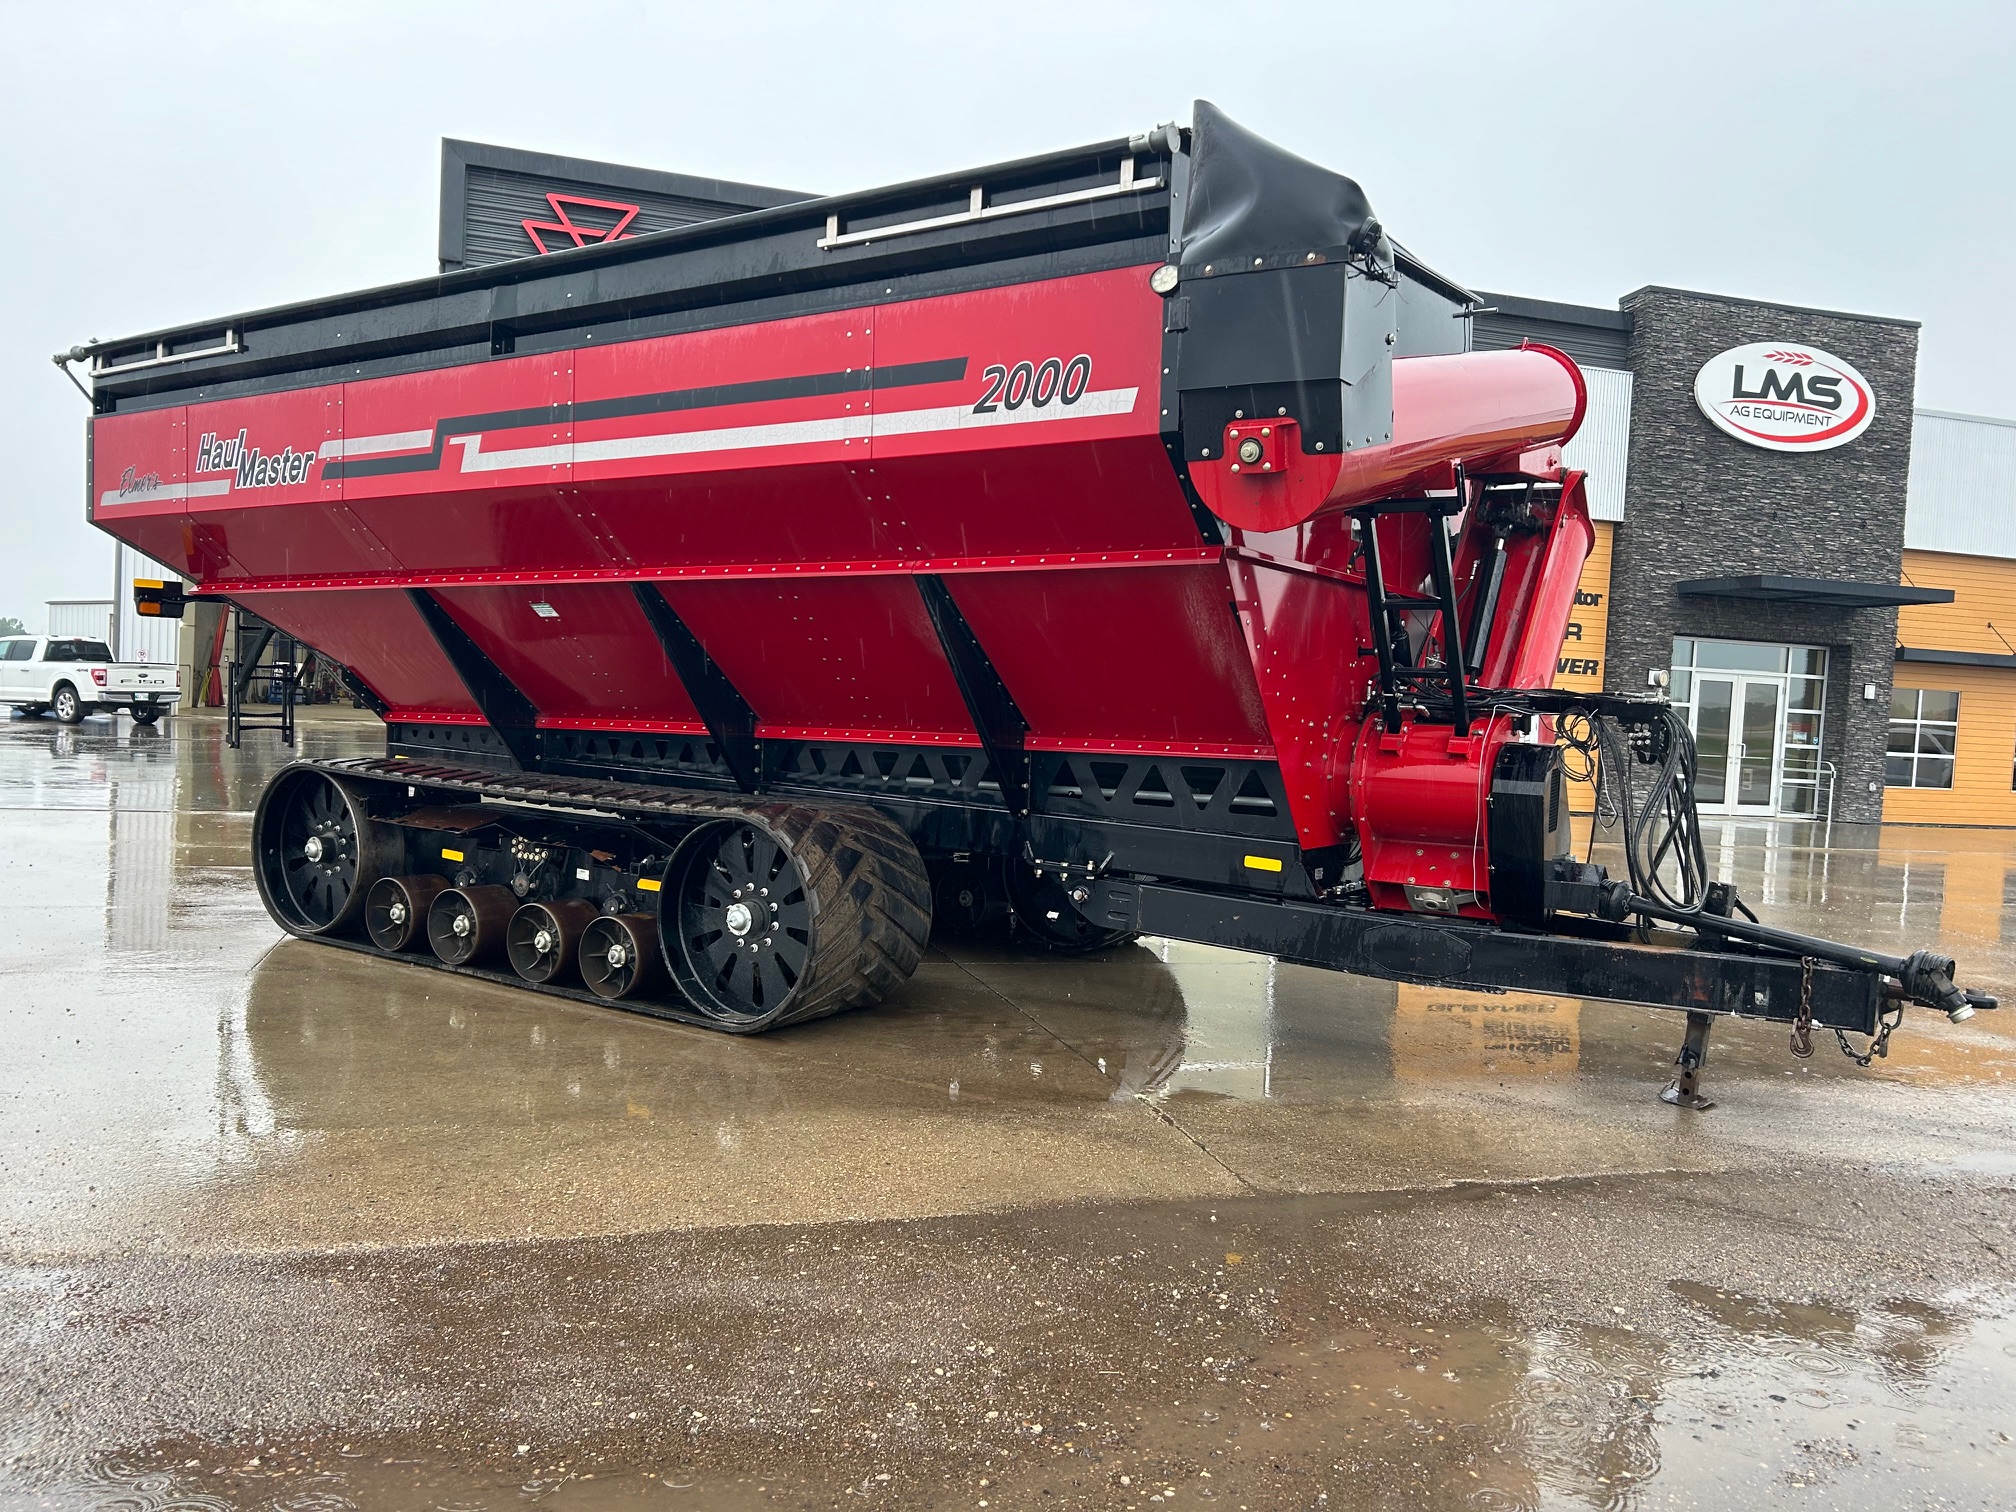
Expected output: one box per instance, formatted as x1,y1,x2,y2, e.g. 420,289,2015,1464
1660,1009,1717,1110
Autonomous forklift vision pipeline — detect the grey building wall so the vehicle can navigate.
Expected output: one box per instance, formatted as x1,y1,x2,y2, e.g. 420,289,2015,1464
1607,287,1921,823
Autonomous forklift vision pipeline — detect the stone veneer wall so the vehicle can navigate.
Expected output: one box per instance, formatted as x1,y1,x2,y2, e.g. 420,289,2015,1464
1607,287,1920,823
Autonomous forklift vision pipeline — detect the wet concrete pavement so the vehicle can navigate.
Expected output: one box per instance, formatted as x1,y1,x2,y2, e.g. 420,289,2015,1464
2,712,2013,1510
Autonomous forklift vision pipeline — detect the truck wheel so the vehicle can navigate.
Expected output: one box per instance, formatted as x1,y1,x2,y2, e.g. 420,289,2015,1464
52,685,83,724
660,806,930,1030
129,706,162,727
251,766,400,936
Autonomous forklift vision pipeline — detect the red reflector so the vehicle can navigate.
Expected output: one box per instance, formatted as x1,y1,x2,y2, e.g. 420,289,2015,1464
90,669,107,686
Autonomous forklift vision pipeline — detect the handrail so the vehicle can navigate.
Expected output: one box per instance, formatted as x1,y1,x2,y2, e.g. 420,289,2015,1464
90,329,242,378
817,157,1160,250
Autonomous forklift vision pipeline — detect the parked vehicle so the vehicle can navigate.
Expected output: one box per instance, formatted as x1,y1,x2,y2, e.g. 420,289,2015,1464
0,635,181,724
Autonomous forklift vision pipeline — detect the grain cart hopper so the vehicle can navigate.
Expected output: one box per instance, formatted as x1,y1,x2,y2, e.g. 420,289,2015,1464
70,103,1993,1101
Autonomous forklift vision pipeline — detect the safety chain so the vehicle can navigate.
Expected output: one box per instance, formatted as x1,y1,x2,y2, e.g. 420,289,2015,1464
1833,1006,1905,1067
1789,955,1816,1058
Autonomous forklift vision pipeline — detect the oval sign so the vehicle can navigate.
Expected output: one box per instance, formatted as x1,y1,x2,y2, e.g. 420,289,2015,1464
1693,342,1876,452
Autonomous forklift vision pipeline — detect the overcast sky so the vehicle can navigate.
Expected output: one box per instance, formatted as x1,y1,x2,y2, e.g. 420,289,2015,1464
1,0,2009,621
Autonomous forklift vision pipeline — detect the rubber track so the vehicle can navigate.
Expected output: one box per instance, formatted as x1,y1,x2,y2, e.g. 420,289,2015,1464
306,757,932,1033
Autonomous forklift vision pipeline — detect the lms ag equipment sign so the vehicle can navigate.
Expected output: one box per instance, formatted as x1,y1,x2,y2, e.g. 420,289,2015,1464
1693,342,1875,452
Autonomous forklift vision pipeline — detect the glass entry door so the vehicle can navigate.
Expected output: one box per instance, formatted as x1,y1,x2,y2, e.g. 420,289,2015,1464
1690,676,1784,813
1673,639,1829,819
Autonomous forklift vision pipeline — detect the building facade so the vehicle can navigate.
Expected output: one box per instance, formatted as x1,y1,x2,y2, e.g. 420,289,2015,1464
1483,287,2016,827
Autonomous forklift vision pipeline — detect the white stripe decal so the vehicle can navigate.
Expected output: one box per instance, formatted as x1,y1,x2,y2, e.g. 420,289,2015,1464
448,388,1140,475
97,478,233,509
318,429,435,459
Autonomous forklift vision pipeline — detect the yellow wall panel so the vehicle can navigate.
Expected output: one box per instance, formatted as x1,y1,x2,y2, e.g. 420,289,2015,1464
1552,520,1613,695
1898,551,2016,657
1883,662,2016,826
1554,521,1613,818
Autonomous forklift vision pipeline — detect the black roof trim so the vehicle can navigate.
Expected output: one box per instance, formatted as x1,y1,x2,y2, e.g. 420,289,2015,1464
1677,575,1953,609
1472,291,1629,331
1896,646,2016,669
1621,284,1920,331
442,138,812,211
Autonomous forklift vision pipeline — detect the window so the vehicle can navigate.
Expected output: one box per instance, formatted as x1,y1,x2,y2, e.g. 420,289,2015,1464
1887,689,1958,789
0,640,33,662
43,639,111,663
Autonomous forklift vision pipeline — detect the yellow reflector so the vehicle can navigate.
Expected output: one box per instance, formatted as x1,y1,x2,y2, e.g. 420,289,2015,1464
637,877,662,892
441,847,465,862
132,578,165,589
1243,854,1283,873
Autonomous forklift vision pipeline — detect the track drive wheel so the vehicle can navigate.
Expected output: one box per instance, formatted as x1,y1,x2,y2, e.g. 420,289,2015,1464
365,875,448,952
1007,864,1138,955
252,766,399,937
508,899,599,985
661,806,931,1030
580,913,666,1000
427,885,516,966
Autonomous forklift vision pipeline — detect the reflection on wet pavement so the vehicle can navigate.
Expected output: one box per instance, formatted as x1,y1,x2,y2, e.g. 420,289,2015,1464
3,713,2014,1510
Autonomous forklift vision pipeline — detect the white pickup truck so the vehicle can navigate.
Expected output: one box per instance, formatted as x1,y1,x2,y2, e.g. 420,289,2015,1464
0,635,182,725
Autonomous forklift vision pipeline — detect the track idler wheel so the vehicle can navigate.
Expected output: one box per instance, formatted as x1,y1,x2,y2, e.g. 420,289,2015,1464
580,913,666,1000
1007,864,1138,955
365,875,449,952
661,809,932,1030
427,885,516,966
252,765,400,937
508,899,599,985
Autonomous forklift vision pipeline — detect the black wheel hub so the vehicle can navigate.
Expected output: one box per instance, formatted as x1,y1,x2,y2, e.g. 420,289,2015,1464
667,823,814,1021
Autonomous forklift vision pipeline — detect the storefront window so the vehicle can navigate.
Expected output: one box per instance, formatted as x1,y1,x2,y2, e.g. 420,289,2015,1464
1887,689,1959,789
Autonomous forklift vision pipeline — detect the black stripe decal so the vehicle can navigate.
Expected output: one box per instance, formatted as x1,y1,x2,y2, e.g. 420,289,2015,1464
326,356,969,480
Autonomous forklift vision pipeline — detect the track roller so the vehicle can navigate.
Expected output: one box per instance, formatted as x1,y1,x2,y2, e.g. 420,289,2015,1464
661,808,932,1030
580,913,665,1000
365,875,449,952
252,766,400,937
427,885,516,967
507,899,599,985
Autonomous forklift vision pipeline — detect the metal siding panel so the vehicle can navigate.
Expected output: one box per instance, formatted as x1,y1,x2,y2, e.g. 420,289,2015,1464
47,601,114,639
1471,312,1630,370
1562,368,1633,522
115,542,183,664
1905,411,2016,560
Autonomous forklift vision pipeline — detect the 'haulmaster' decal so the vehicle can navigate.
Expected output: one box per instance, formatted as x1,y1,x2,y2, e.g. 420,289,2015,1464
196,429,319,488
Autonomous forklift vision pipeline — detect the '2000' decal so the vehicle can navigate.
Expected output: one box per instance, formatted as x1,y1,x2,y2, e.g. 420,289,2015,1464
973,355,1093,414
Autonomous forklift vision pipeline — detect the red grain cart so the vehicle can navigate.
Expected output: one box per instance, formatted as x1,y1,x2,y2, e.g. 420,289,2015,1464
72,103,1989,1100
